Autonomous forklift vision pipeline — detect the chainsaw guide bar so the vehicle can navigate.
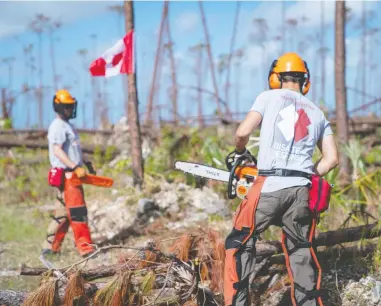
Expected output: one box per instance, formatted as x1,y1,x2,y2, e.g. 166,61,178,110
174,161,230,183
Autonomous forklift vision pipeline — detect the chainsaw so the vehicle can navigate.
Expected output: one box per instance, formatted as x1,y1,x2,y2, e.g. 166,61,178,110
174,152,258,199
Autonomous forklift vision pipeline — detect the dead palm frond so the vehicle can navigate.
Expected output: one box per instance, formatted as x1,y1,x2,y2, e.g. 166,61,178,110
63,271,88,306
169,234,194,262
94,271,132,306
140,271,156,294
22,279,57,306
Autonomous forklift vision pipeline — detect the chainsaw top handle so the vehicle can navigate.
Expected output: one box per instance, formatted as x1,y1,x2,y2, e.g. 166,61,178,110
228,155,250,199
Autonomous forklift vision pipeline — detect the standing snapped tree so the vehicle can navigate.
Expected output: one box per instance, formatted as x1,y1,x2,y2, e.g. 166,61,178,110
124,0,144,187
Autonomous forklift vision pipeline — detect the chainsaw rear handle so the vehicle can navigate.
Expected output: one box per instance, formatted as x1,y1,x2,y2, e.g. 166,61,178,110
228,155,248,199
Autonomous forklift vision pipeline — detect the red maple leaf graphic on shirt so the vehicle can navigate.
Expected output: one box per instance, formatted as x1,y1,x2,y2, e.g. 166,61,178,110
294,109,311,142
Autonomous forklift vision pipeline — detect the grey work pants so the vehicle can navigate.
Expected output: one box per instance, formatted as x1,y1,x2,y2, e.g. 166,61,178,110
233,186,317,306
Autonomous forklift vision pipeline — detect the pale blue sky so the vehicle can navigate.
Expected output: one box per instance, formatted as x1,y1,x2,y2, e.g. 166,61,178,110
0,1,380,128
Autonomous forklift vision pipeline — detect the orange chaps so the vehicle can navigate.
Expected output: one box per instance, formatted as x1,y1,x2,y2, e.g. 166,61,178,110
64,176,94,256
46,175,94,256
224,176,266,306
224,176,323,306
49,197,70,252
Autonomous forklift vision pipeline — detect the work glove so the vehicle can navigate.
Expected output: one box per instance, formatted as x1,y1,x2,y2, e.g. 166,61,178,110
84,161,97,175
73,165,86,178
225,148,256,170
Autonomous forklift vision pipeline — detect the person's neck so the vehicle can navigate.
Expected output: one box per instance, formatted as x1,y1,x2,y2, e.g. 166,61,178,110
282,83,301,93
57,114,69,122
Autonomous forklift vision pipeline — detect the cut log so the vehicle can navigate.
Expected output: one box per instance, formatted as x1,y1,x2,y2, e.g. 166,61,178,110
0,128,113,136
256,221,381,259
268,244,377,266
20,264,121,281
0,139,119,156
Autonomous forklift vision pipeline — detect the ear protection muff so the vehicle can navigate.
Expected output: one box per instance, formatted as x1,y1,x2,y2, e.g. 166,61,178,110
268,59,311,95
268,60,281,90
301,60,311,95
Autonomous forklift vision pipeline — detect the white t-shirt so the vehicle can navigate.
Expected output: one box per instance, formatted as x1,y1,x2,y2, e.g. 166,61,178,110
47,117,83,169
250,88,333,193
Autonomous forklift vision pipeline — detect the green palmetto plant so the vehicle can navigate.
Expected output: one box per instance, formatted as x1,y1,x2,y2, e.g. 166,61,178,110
342,138,367,181
329,138,381,225
200,137,228,168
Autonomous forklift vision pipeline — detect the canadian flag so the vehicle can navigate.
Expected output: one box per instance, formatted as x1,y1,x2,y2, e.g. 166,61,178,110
89,30,134,77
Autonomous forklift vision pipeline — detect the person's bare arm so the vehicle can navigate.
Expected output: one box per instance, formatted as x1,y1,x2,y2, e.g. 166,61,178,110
53,144,77,170
235,111,263,152
314,135,339,176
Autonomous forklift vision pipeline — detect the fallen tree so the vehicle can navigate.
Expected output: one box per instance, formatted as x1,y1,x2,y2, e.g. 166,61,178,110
20,263,121,281
7,241,222,306
0,139,119,156
21,221,381,279
7,222,381,306
256,221,381,258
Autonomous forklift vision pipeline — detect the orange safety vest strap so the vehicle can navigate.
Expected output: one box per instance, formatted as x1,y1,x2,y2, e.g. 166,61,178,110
224,176,266,306
281,217,323,306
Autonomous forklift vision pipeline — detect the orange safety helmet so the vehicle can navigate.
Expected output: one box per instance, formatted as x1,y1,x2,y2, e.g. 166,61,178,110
53,89,77,119
268,52,311,95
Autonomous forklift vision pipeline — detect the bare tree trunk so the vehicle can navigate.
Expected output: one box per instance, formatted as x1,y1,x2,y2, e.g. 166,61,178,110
37,32,43,128
225,1,240,110
145,0,168,126
361,1,366,108
282,1,286,53
30,55,37,129
90,78,97,128
312,47,319,103
1,89,8,120
320,1,325,103
82,96,86,128
23,47,30,128
91,34,99,129
198,0,223,120
101,79,109,128
164,5,178,126
197,46,204,128
49,30,58,91
124,0,144,187
335,1,349,175
235,61,240,119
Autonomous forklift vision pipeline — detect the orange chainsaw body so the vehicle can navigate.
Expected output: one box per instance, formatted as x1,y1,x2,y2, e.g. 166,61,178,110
67,173,114,187
235,165,258,179
234,165,258,199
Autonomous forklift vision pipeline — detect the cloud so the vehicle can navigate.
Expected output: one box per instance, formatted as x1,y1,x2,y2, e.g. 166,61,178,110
175,11,199,32
243,40,281,70
283,1,377,30
243,0,378,42
0,1,118,38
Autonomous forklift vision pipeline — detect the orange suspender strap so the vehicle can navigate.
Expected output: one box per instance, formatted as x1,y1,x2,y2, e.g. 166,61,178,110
309,217,323,306
281,231,298,306
281,216,323,306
